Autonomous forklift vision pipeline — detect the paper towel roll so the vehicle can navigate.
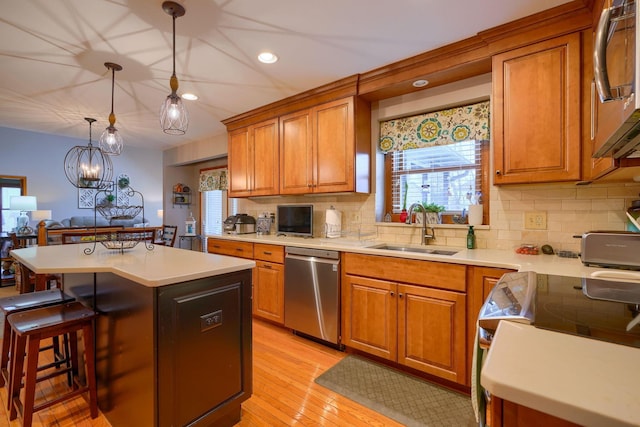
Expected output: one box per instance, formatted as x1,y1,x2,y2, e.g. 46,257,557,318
325,208,342,238
468,204,483,225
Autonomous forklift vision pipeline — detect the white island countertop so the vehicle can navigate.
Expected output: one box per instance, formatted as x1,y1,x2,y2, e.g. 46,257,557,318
482,321,640,427
11,243,256,287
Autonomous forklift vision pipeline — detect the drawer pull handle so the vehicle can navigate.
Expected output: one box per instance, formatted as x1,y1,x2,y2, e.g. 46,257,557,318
263,251,272,255
263,264,272,269
213,245,220,249
236,248,243,251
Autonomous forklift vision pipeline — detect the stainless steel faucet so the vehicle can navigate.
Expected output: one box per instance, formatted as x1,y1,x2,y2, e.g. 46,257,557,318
406,203,435,245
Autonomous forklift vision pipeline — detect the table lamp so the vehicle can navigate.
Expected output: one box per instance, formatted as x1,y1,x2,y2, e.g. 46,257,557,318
10,196,38,235
31,210,52,228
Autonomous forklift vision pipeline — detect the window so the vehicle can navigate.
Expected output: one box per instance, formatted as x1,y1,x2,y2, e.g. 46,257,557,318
202,190,225,235
199,167,230,235
380,100,490,223
385,140,488,214
1,176,26,233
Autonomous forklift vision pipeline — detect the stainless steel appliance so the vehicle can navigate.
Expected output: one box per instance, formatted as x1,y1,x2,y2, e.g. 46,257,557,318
223,214,256,234
580,230,640,269
284,246,340,346
593,0,640,159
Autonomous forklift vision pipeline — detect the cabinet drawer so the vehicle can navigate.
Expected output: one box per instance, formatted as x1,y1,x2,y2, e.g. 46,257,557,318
343,252,466,292
253,243,284,264
207,239,254,259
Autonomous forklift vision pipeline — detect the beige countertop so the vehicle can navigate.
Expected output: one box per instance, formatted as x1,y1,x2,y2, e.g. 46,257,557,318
482,321,640,427
206,233,602,278
11,243,256,287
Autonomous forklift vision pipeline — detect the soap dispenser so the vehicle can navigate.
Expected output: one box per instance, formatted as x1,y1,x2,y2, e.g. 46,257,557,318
466,226,476,249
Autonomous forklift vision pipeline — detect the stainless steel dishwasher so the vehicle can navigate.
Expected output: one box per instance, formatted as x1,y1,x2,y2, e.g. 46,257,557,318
284,246,341,346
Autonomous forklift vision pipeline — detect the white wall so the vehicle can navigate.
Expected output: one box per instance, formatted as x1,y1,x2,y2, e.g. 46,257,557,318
0,127,163,225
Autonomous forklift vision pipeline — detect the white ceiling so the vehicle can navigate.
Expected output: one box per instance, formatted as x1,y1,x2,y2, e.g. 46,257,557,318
0,0,573,152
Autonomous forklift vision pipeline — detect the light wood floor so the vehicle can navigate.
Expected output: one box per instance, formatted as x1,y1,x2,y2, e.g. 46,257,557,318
0,318,403,426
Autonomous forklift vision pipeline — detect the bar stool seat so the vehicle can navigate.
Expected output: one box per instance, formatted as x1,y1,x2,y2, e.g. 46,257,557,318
7,301,98,427
0,289,75,387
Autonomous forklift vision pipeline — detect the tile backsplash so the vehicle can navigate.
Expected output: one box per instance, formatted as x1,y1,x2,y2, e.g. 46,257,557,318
236,181,640,253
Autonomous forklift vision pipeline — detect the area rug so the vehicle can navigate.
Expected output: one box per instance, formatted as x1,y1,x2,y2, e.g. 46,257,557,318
315,355,475,427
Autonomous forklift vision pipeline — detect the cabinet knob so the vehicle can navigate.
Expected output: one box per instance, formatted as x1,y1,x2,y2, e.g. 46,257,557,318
398,293,404,298
390,291,395,297
495,170,501,175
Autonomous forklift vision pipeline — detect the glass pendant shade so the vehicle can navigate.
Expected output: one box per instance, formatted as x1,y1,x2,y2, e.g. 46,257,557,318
160,87,188,135
99,62,124,155
99,123,123,155
160,1,188,135
64,118,114,189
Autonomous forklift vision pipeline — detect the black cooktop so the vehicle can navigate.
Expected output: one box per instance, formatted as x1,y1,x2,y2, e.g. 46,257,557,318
534,274,640,348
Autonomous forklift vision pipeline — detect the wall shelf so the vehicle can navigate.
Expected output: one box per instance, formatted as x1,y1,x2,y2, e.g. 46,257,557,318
173,191,191,207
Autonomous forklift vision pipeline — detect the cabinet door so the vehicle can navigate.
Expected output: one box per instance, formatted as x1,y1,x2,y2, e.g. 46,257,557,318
228,127,252,197
251,118,279,196
342,274,397,360
493,33,581,184
253,260,284,324
397,284,466,383
312,97,355,193
280,109,313,195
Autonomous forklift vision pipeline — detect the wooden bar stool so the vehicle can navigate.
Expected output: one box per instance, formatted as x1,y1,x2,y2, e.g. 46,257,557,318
7,301,98,427
0,289,75,387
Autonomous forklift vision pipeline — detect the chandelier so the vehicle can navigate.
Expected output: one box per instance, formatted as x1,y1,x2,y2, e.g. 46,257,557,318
64,118,114,189
160,1,188,135
99,62,124,155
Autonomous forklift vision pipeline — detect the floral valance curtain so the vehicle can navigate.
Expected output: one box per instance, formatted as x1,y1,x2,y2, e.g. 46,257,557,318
379,100,490,153
199,168,228,191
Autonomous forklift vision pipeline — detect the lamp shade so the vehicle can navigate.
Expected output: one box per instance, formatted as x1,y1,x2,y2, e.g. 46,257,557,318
10,196,37,211
31,210,52,222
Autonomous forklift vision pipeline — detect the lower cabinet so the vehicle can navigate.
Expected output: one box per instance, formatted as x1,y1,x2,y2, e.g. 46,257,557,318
253,243,285,324
342,253,467,384
491,397,581,427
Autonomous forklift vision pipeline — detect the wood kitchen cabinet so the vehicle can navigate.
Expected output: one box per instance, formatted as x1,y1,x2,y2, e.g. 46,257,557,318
490,397,581,427
492,32,582,184
280,96,371,195
253,243,285,324
228,118,279,197
207,238,254,259
342,253,467,384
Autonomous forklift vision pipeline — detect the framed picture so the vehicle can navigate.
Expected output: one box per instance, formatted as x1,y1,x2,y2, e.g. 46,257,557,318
78,188,96,209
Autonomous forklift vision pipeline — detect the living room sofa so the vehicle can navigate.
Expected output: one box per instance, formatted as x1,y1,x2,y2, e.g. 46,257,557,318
37,216,148,246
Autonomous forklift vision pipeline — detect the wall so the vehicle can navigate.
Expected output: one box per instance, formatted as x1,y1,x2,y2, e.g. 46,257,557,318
233,74,640,253
162,133,228,250
0,127,163,226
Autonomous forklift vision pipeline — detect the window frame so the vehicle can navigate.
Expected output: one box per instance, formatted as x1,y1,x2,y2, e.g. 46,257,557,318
383,142,490,224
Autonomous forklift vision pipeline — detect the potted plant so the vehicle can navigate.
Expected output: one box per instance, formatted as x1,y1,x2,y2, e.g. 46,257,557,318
399,181,409,222
422,202,445,224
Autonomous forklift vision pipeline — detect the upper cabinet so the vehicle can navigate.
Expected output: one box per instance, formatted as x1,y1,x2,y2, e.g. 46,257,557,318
280,96,370,195
227,118,279,198
492,32,582,185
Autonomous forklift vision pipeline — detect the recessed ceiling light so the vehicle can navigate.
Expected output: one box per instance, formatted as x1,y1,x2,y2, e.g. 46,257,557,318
412,79,429,88
182,93,198,101
258,52,278,64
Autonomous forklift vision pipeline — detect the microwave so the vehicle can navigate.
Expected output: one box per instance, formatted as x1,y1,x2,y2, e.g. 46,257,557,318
592,0,640,159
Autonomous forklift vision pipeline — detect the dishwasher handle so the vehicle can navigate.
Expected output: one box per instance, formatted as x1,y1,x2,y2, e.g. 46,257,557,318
285,246,340,260
285,253,340,266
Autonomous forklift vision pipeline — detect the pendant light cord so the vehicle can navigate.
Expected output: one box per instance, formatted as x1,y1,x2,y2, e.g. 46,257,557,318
110,67,115,115
172,14,177,77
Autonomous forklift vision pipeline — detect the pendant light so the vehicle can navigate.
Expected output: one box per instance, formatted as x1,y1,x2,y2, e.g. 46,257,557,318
99,62,124,155
64,118,114,189
160,1,188,135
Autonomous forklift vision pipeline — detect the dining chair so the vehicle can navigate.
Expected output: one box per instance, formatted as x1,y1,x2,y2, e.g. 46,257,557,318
156,225,177,247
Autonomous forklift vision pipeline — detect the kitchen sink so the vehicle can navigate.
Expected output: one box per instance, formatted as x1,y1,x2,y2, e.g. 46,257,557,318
367,244,458,256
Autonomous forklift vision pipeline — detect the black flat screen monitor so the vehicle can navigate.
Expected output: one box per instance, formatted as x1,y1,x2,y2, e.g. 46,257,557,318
277,204,313,237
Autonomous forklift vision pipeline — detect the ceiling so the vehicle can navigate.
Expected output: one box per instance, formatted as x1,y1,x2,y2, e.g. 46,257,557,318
0,0,573,152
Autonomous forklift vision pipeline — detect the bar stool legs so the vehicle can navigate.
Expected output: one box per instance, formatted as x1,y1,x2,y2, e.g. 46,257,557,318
7,302,98,427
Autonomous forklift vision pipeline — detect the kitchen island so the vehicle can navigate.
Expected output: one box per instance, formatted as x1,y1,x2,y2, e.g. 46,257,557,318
10,243,256,427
